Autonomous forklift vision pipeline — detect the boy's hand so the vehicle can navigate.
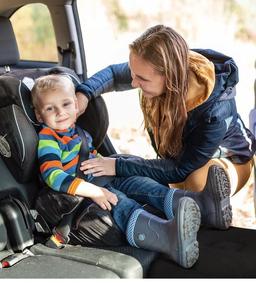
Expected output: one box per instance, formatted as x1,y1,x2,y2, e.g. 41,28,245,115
75,181,118,211
80,157,116,177
90,187,118,211
76,92,89,117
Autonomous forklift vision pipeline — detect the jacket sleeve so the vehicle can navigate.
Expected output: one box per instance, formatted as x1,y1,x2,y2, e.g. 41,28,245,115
76,62,133,100
116,118,229,186
38,137,83,195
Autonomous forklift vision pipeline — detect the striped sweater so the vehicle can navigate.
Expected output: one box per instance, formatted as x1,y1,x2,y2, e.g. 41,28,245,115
38,124,97,195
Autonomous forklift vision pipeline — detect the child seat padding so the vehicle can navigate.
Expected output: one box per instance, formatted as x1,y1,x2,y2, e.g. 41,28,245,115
0,104,38,183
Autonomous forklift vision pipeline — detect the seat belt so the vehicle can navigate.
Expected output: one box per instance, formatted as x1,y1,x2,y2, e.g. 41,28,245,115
77,126,115,186
76,126,90,178
57,41,76,69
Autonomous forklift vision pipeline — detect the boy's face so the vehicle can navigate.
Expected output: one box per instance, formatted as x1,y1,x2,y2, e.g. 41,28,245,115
35,88,79,130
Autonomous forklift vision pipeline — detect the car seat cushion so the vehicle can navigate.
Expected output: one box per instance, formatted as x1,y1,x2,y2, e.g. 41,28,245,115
0,76,25,108
77,96,109,149
0,104,38,183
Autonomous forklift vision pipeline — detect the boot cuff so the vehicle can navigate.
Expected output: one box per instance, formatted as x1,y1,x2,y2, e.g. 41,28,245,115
164,189,177,220
126,208,144,247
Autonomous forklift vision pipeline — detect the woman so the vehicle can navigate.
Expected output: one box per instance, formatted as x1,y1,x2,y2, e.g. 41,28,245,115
76,25,255,204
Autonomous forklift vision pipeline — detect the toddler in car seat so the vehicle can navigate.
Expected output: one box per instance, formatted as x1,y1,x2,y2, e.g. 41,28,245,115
31,74,202,268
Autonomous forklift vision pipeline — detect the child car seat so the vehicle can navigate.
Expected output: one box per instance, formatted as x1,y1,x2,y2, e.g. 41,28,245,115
0,72,157,278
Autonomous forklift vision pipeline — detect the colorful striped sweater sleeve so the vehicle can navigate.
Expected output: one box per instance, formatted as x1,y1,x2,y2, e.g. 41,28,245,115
38,125,84,195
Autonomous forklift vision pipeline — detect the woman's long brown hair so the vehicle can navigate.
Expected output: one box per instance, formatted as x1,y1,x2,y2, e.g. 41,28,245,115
129,25,189,158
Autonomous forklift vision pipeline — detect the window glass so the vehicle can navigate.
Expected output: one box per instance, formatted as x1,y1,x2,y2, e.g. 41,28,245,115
10,3,58,62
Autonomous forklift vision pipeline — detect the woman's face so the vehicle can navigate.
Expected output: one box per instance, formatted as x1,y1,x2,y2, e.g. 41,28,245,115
129,51,166,98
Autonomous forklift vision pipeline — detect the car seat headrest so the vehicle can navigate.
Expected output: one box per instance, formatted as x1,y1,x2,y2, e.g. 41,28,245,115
0,16,20,66
3,66,81,84
1,68,110,149
0,75,38,126
0,71,109,184
0,76,37,183
0,67,83,128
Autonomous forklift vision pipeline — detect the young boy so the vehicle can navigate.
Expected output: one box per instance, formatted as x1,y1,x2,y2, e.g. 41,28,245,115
31,74,219,269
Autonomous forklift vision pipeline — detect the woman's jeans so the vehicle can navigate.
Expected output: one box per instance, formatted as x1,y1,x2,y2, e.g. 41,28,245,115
106,176,170,233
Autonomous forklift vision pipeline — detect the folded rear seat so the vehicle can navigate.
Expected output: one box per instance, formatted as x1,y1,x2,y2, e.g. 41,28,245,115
0,201,122,278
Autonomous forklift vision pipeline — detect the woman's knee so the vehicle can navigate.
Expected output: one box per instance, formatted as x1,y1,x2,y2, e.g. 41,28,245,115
171,158,253,195
170,162,215,192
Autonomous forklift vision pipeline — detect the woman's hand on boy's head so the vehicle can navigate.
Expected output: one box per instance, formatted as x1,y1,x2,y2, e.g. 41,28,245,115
76,91,89,117
81,157,116,177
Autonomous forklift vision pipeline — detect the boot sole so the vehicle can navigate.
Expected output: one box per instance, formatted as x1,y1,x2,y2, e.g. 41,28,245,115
177,197,201,268
206,165,232,230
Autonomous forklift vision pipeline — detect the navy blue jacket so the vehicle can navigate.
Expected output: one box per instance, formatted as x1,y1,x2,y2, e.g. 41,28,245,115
76,49,256,185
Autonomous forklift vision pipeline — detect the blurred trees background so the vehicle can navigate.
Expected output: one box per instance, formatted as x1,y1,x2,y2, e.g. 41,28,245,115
10,0,256,61
104,0,256,43
11,4,58,61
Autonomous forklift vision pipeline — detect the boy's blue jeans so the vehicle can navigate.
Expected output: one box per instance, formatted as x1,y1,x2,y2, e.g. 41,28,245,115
105,176,170,233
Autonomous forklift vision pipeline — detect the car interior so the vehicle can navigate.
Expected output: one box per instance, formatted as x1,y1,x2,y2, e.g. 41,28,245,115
0,0,256,278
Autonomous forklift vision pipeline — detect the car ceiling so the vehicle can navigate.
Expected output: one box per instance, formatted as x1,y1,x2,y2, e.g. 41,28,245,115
0,0,72,17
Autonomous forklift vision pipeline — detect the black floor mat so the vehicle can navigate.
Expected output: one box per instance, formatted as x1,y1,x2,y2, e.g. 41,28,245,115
147,226,256,278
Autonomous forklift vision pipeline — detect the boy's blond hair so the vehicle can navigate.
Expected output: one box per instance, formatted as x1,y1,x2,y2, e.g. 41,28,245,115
31,74,75,108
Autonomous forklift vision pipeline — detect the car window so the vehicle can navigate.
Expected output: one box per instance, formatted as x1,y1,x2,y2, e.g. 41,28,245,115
10,3,58,62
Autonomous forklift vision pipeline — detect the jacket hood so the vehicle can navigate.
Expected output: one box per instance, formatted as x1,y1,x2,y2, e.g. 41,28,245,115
186,50,215,112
